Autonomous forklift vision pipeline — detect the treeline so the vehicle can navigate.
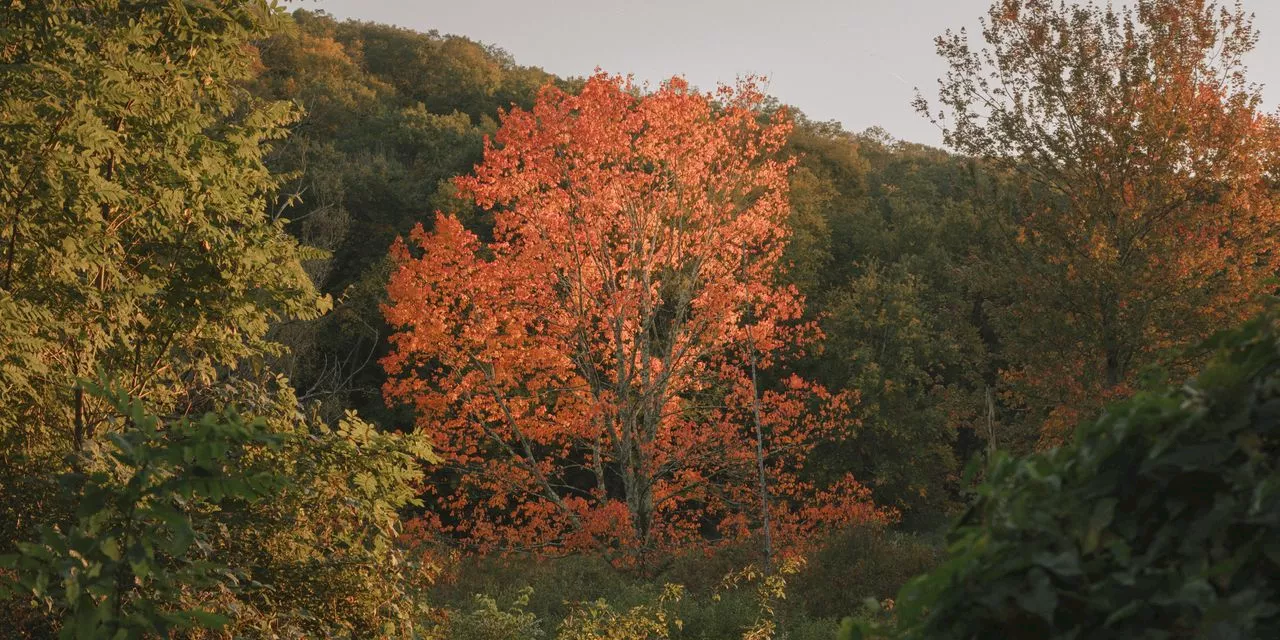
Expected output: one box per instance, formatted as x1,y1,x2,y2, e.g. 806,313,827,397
2,0,1278,638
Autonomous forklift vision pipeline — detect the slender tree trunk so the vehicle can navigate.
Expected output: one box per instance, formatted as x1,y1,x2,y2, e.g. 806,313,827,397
72,385,85,453
625,443,654,552
746,330,774,575
985,384,997,456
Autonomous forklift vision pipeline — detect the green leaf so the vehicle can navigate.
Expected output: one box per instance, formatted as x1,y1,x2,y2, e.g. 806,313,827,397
99,538,121,562
1083,498,1117,553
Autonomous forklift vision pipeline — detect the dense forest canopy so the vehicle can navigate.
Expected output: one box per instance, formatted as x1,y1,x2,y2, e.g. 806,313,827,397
1,0,1277,638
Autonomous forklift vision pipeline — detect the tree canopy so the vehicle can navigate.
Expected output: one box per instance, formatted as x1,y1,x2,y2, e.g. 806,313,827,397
382,74,889,560
919,0,1280,445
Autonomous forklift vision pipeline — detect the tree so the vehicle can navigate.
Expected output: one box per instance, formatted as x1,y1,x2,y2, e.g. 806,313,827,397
780,116,868,299
818,264,966,513
382,73,889,560
0,0,324,552
918,0,1280,445
790,126,1000,513
0,2,451,634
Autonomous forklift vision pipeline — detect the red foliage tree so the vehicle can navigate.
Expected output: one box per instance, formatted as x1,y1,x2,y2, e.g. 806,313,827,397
382,73,889,559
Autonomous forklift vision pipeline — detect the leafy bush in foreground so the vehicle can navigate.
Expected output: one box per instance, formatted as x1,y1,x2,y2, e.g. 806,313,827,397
1,378,436,638
1,381,283,638
846,309,1280,638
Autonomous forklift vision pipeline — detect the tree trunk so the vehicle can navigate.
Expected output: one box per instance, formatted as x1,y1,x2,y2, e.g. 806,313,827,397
747,331,774,575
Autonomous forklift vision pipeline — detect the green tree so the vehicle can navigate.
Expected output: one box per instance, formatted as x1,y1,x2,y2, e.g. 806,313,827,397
819,264,965,512
0,0,323,552
782,117,868,299
786,121,996,515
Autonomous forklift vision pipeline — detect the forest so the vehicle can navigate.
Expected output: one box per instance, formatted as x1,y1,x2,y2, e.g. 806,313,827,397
1,0,1278,638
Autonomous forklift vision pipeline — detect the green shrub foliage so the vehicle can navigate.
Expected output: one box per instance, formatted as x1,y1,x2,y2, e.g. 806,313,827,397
1,377,436,637
438,588,546,640
848,309,1280,639
1,380,284,638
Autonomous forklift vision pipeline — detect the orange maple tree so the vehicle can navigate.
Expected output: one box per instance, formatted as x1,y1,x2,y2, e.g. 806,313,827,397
382,73,889,558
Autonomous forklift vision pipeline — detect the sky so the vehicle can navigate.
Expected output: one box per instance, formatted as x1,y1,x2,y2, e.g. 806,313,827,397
309,0,1280,147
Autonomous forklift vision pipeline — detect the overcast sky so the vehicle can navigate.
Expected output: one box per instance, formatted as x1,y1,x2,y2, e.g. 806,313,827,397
309,0,1280,147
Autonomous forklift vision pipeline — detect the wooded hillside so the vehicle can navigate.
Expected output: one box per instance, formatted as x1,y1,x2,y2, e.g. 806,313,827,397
2,2,1276,638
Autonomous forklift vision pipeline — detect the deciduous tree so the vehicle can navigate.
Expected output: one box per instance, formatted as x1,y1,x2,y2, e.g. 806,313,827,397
919,0,1280,444
383,73,888,559
0,0,323,553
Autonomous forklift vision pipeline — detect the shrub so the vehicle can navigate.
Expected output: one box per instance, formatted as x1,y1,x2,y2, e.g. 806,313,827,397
432,546,851,638
845,310,1280,638
0,378,437,638
435,587,545,640
791,525,939,619
429,553,651,631
558,583,684,640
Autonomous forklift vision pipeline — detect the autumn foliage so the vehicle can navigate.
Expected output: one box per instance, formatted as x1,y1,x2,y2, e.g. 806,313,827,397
921,0,1280,446
382,73,888,558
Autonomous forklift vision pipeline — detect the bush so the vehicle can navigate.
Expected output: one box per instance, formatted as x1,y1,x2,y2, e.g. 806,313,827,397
433,546,853,639
0,378,437,638
558,583,684,640
205,376,438,637
847,311,1280,639
0,381,284,638
792,525,940,620
430,582,685,640
430,553,651,632
435,588,545,640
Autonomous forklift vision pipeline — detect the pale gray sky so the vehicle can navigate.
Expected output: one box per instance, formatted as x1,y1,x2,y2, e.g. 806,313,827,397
310,0,1280,147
